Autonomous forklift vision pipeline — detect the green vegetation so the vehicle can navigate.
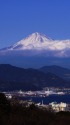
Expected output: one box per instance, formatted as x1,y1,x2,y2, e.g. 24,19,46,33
0,93,70,125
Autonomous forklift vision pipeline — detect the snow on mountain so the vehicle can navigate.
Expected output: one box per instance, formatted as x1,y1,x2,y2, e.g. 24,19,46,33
7,32,53,50
0,32,70,57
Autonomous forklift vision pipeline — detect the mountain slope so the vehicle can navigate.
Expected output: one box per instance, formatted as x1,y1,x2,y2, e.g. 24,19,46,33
0,32,53,51
39,65,70,81
0,32,70,57
0,64,68,91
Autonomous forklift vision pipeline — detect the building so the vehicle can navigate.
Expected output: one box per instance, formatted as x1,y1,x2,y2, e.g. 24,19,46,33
49,102,68,112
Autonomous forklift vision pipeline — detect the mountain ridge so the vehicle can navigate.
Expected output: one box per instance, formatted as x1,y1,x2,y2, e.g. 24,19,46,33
0,64,69,91
39,65,70,81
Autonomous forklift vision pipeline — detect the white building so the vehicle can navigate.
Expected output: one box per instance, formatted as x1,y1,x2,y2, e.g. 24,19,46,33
49,102,68,112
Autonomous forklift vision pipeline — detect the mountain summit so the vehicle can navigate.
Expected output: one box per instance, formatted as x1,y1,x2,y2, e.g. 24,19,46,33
0,32,70,57
5,32,53,50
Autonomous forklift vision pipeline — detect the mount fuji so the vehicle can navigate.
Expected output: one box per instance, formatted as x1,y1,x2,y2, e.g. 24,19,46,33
0,32,70,68
0,32,70,57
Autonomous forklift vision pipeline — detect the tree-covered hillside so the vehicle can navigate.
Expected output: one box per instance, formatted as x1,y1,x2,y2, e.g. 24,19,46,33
0,93,70,125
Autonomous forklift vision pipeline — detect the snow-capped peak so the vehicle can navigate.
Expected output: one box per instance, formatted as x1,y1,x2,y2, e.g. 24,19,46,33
0,32,70,57
8,32,53,50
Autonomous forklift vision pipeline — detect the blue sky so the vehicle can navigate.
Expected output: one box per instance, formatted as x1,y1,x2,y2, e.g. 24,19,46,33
0,0,70,48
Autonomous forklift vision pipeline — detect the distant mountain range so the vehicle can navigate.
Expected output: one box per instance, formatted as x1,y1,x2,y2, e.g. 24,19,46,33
0,64,70,91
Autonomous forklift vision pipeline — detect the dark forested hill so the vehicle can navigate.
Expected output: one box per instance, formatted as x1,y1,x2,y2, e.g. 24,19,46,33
39,65,70,81
0,64,69,91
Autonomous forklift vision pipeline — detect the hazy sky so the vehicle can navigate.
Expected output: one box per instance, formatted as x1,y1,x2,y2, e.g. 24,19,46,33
0,0,70,48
